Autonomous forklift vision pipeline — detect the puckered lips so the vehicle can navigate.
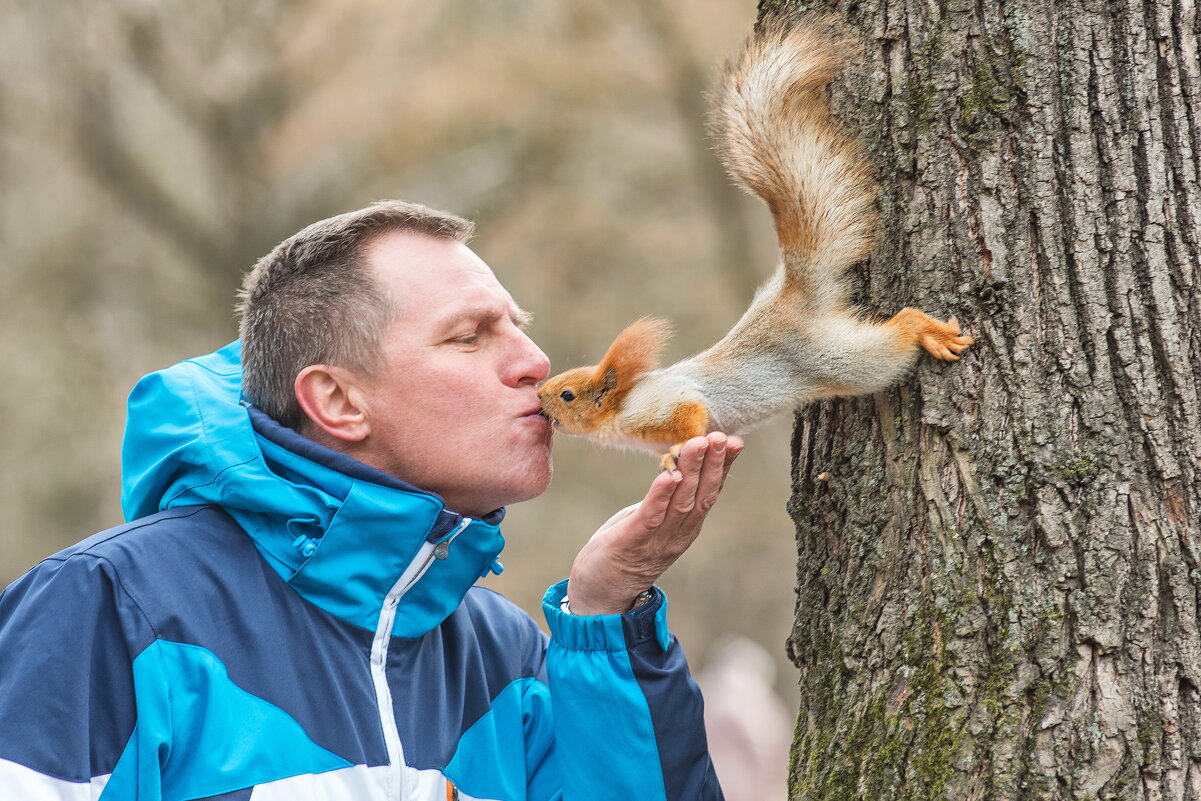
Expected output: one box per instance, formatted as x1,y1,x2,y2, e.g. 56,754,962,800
532,398,558,427
520,403,554,430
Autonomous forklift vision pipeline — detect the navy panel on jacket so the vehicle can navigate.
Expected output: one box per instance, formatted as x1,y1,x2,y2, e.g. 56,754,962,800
82,505,391,770
0,519,160,781
389,585,548,770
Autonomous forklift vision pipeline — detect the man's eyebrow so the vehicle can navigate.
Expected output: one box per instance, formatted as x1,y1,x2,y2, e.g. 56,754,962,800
434,304,533,333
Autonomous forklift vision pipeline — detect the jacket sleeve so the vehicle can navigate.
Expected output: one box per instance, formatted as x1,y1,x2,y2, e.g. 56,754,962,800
0,552,157,800
539,579,723,801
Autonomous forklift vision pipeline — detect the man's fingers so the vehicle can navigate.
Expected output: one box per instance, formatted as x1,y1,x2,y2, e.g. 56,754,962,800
637,433,742,532
572,433,743,614
716,436,744,488
666,437,710,514
687,433,729,517
724,436,744,468
637,467,682,529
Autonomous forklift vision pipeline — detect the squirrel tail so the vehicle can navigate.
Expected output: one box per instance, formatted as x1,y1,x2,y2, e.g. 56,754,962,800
713,15,878,294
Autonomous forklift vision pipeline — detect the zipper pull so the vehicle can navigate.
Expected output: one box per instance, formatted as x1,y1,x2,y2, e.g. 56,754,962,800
434,518,472,560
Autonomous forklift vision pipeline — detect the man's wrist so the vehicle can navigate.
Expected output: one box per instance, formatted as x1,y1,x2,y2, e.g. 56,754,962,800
560,587,654,616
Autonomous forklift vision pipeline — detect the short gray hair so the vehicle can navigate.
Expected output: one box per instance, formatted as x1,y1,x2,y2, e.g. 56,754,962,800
238,200,475,430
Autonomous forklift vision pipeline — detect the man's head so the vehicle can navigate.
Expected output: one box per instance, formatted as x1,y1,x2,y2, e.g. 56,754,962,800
239,201,554,515
239,200,475,430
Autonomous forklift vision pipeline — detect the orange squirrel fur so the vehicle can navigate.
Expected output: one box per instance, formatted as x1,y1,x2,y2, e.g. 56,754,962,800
538,16,974,471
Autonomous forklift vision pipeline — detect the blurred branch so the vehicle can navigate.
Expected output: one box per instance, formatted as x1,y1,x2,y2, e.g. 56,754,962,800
122,5,311,173
71,80,227,270
467,116,577,231
123,18,210,133
73,0,365,287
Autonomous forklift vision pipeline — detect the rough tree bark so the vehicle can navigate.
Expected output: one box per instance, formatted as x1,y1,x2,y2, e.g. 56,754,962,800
780,0,1201,798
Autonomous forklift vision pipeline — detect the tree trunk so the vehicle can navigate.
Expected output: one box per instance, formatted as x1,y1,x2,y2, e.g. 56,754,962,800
783,0,1201,798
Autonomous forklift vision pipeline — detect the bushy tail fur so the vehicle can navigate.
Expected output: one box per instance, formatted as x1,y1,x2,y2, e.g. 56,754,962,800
713,15,878,295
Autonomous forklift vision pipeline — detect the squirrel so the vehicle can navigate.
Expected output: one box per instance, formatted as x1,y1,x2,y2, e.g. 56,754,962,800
538,15,974,472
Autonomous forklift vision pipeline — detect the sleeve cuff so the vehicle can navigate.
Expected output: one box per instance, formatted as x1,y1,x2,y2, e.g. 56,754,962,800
542,579,673,654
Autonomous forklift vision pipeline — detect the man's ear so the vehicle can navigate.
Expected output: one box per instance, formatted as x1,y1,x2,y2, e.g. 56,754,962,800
294,364,371,442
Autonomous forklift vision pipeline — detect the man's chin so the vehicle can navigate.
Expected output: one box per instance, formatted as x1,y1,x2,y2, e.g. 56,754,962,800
508,458,554,506
514,462,554,504
465,457,552,514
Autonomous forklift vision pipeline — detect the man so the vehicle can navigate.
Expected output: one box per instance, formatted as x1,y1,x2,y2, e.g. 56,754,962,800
0,201,742,799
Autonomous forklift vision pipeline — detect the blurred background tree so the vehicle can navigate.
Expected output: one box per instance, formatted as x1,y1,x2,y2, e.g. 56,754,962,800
0,0,799,727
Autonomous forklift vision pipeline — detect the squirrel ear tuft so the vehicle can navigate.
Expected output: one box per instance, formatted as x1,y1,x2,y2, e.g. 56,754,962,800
599,368,619,396
595,316,673,389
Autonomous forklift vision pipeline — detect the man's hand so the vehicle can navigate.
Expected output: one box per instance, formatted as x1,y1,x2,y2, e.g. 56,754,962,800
565,432,744,616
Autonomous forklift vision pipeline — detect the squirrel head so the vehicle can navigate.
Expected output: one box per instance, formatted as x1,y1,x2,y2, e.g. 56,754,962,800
538,317,672,435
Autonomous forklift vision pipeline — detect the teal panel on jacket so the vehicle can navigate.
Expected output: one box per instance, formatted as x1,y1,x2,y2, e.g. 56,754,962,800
99,640,352,801
445,677,559,801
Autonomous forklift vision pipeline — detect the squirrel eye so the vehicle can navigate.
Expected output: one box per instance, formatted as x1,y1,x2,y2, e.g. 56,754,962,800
559,390,576,403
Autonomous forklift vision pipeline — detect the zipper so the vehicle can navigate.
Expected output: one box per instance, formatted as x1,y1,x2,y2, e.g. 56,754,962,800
370,517,473,799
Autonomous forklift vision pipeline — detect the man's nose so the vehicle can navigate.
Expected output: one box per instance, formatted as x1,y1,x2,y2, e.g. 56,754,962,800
510,331,551,386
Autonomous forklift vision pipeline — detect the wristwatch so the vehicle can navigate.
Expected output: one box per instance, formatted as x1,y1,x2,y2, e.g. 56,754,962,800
629,588,655,610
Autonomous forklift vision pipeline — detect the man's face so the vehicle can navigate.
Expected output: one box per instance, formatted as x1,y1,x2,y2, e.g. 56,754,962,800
353,231,553,516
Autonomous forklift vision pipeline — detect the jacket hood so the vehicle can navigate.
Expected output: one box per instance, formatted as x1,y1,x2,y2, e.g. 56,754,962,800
120,341,505,637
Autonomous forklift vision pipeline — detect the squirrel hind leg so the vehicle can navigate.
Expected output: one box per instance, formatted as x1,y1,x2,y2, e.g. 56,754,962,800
886,308,976,362
800,312,974,400
629,400,711,473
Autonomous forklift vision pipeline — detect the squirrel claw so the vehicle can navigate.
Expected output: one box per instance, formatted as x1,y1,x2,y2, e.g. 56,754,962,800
658,445,683,473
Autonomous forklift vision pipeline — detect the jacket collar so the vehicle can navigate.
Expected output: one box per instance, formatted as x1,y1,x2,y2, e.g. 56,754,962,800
121,342,505,637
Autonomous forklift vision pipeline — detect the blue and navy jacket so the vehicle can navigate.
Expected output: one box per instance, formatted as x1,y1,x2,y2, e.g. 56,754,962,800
0,342,722,800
